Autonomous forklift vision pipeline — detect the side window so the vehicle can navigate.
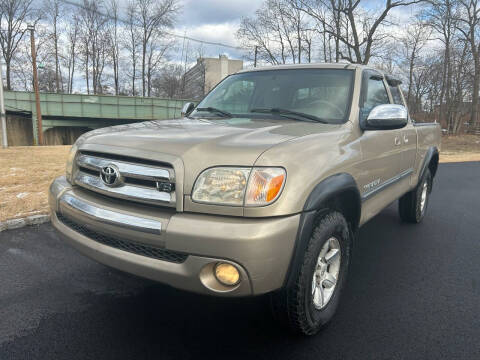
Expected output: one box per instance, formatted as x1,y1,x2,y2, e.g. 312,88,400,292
365,78,389,110
389,85,405,106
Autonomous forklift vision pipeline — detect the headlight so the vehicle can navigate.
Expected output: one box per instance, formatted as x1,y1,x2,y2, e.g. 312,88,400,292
192,167,250,206
192,167,286,206
65,143,78,183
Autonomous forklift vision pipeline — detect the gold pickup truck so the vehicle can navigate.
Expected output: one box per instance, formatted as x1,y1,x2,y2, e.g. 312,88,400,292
49,63,441,335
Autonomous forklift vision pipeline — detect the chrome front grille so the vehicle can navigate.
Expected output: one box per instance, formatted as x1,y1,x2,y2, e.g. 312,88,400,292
74,151,176,207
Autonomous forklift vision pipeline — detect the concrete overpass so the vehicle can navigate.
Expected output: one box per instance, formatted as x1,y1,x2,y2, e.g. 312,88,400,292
4,91,192,145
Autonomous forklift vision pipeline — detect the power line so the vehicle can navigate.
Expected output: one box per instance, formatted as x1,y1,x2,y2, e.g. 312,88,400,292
59,0,249,51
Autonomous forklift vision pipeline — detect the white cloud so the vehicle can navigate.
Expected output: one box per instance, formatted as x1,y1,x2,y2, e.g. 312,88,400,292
179,0,263,26
180,22,239,46
175,20,251,60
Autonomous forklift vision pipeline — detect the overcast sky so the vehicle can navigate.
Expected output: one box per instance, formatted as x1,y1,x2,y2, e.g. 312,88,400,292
108,0,264,60
158,0,418,61
170,0,264,60
36,0,261,61
53,0,419,64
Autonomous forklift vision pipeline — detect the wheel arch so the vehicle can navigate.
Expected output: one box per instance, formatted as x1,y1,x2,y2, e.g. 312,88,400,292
303,173,361,230
419,146,439,181
283,173,361,288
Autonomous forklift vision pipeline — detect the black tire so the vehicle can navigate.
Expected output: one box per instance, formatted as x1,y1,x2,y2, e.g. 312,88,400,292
270,211,351,335
399,168,432,223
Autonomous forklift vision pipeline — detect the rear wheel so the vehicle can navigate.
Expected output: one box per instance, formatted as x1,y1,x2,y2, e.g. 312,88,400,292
271,211,351,335
399,168,432,223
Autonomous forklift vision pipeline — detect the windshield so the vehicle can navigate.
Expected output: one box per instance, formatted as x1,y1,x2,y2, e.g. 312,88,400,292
191,68,354,124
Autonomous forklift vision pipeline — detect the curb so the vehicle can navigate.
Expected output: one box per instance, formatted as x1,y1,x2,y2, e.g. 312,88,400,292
0,214,51,233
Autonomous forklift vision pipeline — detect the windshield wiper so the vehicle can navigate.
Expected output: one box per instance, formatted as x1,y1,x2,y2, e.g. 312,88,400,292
196,107,232,118
250,108,328,124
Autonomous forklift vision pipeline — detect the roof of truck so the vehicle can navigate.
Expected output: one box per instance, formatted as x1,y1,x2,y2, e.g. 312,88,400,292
236,62,402,84
236,62,371,73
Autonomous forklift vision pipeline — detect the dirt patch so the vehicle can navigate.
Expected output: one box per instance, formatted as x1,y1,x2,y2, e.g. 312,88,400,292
0,146,70,222
440,135,480,163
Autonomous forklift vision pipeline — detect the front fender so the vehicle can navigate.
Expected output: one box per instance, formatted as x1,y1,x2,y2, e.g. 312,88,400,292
283,173,360,288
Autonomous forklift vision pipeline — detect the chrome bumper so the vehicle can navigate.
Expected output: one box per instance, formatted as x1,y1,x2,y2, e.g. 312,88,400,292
49,176,300,297
60,193,162,235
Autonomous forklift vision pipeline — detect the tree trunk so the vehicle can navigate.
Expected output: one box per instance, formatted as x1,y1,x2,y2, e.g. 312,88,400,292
445,45,453,132
297,22,301,64
85,48,90,95
114,57,119,95
334,10,340,62
471,51,479,128
70,55,75,94
439,45,448,128
132,59,136,96
407,43,417,106
142,36,146,96
6,61,11,90
322,25,327,62
54,23,60,92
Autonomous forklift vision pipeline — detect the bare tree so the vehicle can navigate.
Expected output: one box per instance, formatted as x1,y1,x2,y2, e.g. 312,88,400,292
425,0,458,130
124,1,141,95
135,0,179,96
449,41,472,133
79,0,108,94
0,0,40,89
152,63,183,98
278,0,304,63
65,14,79,94
13,24,48,90
399,21,431,107
108,0,120,95
299,0,424,64
145,35,171,96
456,0,480,127
238,0,423,65
237,0,308,65
38,66,57,92
237,6,283,65
43,0,63,92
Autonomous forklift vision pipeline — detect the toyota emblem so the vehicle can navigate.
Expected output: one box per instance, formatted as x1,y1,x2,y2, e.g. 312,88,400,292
100,165,121,186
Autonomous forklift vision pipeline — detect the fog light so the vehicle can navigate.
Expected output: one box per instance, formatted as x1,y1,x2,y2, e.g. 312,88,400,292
214,263,240,286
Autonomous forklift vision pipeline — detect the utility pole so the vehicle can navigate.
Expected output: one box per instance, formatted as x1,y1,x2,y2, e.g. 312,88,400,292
0,62,7,148
254,46,258,68
28,24,43,146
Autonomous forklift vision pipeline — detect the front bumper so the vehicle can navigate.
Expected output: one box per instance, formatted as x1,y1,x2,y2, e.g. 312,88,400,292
49,176,300,296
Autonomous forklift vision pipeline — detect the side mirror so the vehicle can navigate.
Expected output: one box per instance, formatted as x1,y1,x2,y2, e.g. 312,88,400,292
181,102,195,117
361,104,408,130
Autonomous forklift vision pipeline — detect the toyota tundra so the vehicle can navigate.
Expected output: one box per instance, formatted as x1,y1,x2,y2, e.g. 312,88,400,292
49,63,441,335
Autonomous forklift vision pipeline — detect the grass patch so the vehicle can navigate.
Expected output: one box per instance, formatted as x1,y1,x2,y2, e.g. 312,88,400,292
440,135,480,163
0,146,70,222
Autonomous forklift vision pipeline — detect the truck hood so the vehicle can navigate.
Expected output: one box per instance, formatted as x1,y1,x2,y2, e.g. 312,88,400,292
78,117,343,194
79,117,341,166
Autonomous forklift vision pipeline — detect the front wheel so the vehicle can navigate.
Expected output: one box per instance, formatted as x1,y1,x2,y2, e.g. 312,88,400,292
271,211,351,335
399,168,432,223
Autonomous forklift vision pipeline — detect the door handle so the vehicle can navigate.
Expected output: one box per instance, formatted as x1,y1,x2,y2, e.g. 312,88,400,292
394,137,401,146
403,135,409,143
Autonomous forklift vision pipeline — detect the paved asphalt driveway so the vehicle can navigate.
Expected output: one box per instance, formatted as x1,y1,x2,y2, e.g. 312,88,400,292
1,162,479,360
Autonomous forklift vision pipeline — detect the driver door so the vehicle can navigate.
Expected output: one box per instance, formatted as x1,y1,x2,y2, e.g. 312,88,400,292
357,72,405,219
